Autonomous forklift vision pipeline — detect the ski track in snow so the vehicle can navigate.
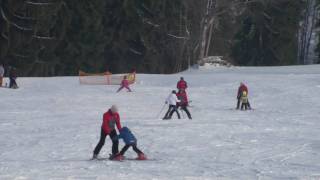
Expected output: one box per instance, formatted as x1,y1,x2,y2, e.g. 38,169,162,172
1,65,320,180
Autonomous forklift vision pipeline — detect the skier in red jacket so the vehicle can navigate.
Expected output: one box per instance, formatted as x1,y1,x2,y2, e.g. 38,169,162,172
236,82,251,110
177,77,188,91
177,89,192,119
93,105,122,159
117,76,132,92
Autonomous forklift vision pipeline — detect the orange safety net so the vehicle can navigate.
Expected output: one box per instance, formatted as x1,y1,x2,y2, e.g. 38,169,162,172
79,70,136,85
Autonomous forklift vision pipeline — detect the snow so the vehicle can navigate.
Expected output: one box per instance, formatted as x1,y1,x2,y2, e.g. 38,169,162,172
1,65,320,180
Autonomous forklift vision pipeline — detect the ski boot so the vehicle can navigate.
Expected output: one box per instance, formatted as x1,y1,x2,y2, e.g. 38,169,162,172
136,153,147,160
91,154,98,160
109,153,124,161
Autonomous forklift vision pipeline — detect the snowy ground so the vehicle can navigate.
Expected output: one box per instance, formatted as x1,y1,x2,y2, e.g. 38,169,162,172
1,65,320,180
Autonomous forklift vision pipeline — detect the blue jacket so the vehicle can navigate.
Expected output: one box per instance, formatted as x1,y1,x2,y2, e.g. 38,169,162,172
118,127,137,145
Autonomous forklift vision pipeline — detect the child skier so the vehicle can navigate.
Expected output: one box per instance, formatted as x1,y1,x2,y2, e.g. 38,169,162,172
240,91,249,110
117,76,132,92
114,127,147,160
236,82,251,110
163,90,181,120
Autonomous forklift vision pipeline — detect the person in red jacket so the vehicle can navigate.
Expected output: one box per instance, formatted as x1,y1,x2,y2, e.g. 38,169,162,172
117,76,132,92
177,89,192,119
93,105,122,159
236,82,251,110
177,77,188,91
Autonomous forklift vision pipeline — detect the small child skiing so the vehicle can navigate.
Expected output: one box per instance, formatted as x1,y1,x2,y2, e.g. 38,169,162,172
163,90,181,120
114,127,147,160
117,76,132,92
240,91,249,110
236,82,251,110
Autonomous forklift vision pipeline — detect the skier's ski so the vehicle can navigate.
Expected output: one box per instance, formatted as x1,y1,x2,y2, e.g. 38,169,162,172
124,158,157,161
0,86,18,89
90,157,109,161
90,157,124,161
229,108,255,111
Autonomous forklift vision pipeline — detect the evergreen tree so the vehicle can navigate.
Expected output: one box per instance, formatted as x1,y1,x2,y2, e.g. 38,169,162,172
232,0,302,66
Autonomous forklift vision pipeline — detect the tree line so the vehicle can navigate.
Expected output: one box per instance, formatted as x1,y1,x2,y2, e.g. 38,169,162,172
0,0,319,76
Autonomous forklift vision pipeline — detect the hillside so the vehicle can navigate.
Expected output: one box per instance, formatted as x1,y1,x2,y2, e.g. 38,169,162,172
0,65,320,179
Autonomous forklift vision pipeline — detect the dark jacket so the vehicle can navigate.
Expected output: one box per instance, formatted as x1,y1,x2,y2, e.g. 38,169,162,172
9,68,17,79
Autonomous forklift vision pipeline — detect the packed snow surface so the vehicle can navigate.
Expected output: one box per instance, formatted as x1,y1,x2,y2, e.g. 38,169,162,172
1,65,320,180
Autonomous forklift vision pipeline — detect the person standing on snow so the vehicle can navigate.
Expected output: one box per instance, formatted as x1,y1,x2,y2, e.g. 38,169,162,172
177,89,192,119
9,67,18,89
117,76,132,92
236,82,251,110
115,127,147,160
177,77,188,91
240,91,250,110
0,63,4,87
163,90,181,120
93,105,122,160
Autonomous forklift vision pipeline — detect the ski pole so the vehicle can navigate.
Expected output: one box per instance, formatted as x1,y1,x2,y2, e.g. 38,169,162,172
156,103,167,119
179,107,185,119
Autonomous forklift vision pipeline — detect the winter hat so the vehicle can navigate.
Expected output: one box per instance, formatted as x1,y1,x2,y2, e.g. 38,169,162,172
120,126,129,133
111,105,118,113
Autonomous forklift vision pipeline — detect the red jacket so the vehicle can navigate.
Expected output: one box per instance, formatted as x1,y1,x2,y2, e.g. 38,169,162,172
121,79,129,87
102,110,121,134
177,91,188,106
177,80,188,90
237,84,248,98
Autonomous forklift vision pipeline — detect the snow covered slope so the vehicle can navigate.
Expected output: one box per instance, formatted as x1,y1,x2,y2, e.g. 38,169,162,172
0,65,320,180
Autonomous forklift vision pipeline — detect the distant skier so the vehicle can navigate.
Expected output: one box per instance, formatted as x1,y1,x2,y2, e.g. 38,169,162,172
0,63,4,87
9,67,18,89
114,127,147,160
177,77,188,91
236,82,251,110
240,91,249,110
163,90,181,120
117,76,132,92
177,90,192,119
93,105,122,160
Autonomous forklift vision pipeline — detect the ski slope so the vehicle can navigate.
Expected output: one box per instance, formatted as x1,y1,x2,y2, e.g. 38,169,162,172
0,65,320,180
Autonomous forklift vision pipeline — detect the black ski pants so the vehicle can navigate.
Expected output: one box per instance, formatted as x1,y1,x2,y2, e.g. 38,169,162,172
9,77,17,88
93,128,119,155
237,98,251,109
179,105,192,119
119,143,143,156
165,105,180,119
